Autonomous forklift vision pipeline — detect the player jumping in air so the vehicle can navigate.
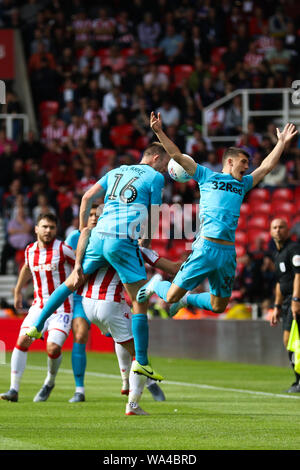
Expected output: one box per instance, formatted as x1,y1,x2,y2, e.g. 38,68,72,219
137,112,298,315
26,142,169,382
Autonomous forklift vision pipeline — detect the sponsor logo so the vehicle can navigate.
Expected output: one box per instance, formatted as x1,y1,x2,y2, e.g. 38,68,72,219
212,180,243,195
32,263,57,272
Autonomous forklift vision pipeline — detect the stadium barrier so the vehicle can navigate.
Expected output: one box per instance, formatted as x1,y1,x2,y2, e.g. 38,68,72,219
148,319,289,367
0,318,114,353
0,318,289,367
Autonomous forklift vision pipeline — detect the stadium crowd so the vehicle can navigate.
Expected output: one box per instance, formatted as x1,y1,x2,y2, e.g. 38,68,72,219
0,0,300,316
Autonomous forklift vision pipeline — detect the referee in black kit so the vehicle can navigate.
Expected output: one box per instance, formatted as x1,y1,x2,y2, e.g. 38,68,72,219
270,218,300,392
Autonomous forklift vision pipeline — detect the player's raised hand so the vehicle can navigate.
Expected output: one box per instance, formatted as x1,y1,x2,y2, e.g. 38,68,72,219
276,123,298,145
150,111,162,133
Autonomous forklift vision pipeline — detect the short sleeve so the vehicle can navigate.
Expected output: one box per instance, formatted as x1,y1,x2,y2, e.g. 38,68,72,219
62,243,76,266
150,172,164,205
192,164,213,184
97,173,108,192
242,175,253,194
290,244,300,274
65,230,80,251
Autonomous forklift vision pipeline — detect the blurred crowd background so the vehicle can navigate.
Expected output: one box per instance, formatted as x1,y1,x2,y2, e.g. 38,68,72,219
0,0,300,318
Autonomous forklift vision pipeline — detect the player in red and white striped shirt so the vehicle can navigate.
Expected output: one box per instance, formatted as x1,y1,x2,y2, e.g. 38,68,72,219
76,227,181,414
0,213,75,403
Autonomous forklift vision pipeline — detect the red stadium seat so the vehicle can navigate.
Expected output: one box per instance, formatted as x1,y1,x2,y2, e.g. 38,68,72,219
247,229,271,246
237,214,247,230
247,188,271,203
94,148,116,172
235,230,247,245
39,101,59,127
250,201,271,215
143,48,161,63
271,188,294,202
157,65,171,76
121,48,134,57
126,148,141,161
173,65,194,87
235,244,246,257
134,135,150,150
97,48,110,58
271,213,291,226
295,186,300,202
270,200,297,217
240,203,250,217
247,214,269,230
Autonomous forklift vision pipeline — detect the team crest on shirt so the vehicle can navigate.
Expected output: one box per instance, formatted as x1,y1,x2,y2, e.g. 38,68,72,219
292,255,300,267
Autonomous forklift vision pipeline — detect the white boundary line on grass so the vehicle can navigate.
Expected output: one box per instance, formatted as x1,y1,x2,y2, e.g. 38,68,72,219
14,364,300,401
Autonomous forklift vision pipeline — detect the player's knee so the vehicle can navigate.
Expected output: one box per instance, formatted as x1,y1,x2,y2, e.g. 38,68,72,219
17,335,32,350
47,342,61,358
74,329,88,344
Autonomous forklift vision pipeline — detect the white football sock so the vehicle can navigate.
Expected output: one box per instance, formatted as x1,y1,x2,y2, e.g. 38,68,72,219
44,354,62,387
128,367,147,408
115,342,132,384
10,346,28,392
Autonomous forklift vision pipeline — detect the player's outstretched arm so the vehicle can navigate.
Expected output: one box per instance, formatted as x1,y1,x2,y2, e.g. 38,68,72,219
14,263,32,310
251,123,298,187
79,182,104,231
150,111,197,176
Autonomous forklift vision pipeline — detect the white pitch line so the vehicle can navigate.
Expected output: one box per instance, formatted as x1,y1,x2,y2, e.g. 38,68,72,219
12,364,300,401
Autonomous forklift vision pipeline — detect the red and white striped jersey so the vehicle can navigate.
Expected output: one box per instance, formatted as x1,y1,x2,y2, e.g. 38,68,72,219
25,239,75,313
77,247,160,303
42,123,67,146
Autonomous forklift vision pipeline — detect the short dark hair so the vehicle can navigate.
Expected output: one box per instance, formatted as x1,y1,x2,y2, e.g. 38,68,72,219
143,142,167,159
222,147,250,165
36,213,58,226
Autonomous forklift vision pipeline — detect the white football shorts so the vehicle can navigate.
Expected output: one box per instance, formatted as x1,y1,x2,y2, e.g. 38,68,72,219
82,298,133,343
20,305,73,347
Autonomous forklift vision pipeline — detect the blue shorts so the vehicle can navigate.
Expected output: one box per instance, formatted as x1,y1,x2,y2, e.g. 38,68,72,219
82,230,147,284
72,294,91,326
173,238,236,298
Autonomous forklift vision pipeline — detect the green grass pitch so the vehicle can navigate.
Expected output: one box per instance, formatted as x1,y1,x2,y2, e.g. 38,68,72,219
1,351,300,450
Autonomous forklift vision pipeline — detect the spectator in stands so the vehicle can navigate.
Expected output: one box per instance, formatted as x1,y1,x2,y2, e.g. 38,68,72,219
268,7,289,38
0,201,34,274
222,39,242,75
158,24,185,65
201,6,225,49
204,107,225,136
92,7,116,48
243,41,264,74
286,155,300,187
98,66,121,93
224,96,243,135
49,160,76,194
182,25,207,63
86,115,109,150
0,128,18,156
72,9,92,48
78,44,101,75
17,130,44,162
143,64,169,92
248,6,268,38
188,57,210,94
137,11,161,48
195,76,216,109
202,151,222,172
41,115,66,148
66,115,88,149
101,45,127,73
65,215,79,239
265,38,292,75
28,40,56,74
84,98,108,127
62,194,81,230
261,162,287,188
115,10,135,48
75,164,97,196
56,47,78,79
109,112,134,151
32,194,56,224
102,87,127,116
31,56,61,105
156,98,180,127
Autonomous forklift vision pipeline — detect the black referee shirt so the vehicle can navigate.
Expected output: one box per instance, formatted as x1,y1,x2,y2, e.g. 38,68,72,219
274,238,300,297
